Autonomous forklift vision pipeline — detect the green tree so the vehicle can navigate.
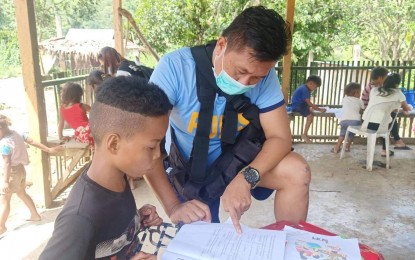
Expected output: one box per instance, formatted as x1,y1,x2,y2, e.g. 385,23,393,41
134,0,260,54
0,1,20,76
133,0,347,61
35,0,100,40
344,0,415,61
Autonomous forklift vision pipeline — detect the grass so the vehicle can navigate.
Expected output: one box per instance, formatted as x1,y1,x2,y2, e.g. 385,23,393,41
0,65,22,79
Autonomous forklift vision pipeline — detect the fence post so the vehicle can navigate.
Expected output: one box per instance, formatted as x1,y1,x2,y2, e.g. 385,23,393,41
282,0,296,103
14,0,52,207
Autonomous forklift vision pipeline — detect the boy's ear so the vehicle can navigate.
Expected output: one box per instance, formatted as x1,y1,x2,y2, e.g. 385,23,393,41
105,133,121,154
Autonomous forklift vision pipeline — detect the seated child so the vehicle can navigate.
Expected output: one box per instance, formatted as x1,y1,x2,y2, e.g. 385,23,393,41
363,73,412,157
58,82,93,145
40,76,172,259
0,114,62,237
331,83,364,153
362,67,409,150
87,70,109,93
291,75,326,143
361,66,388,108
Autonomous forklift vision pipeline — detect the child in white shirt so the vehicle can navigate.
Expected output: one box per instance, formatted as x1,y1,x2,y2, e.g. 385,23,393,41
331,83,364,153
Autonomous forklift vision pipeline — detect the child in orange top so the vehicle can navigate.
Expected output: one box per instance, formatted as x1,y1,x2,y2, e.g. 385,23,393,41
58,82,93,145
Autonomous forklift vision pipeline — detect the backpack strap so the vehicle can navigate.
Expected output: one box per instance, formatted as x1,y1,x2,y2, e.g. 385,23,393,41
189,44,216,183
118,60,153,81
189,42,259,183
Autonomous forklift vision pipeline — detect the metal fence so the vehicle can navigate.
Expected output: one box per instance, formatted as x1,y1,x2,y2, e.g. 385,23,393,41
276,60,415,142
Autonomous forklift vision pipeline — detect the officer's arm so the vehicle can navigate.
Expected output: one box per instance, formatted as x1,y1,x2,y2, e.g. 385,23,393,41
249,105,292,175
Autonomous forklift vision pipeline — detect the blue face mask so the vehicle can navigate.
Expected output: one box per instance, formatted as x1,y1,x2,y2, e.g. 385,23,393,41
212,45,255,95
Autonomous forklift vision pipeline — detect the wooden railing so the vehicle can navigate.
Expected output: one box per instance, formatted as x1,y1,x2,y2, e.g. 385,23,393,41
39,61,415,199
41,73,92,201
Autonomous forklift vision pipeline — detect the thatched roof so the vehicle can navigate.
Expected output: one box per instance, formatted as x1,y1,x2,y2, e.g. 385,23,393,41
39,29,144,59
38,29,145,72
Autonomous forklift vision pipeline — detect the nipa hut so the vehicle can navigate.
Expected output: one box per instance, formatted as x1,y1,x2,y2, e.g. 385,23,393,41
38,28,144,74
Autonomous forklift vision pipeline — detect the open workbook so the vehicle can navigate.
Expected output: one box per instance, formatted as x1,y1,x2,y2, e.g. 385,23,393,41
161,220,362,260
162,221,286,260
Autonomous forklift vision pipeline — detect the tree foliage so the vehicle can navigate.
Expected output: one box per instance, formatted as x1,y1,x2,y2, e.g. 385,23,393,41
133,0,348,62
35,0,100,40
1,0,414,77
0,2,20,70
341,0,415,61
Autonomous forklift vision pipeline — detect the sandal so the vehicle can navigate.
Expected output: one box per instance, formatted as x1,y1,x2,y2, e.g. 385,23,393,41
301,134,312,144
394,145,412,150
381,150,394,157
330,147,339,154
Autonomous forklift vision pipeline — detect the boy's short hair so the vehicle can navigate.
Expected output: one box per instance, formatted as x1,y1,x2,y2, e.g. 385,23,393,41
306,75,322,87
344,82,361,96
370,66,388,80
89,76,172,145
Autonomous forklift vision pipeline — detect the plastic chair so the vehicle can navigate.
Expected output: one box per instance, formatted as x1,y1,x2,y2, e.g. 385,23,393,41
340,101,401,171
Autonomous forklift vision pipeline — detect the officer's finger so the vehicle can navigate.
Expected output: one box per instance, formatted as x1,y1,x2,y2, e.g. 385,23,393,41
229,209,242,234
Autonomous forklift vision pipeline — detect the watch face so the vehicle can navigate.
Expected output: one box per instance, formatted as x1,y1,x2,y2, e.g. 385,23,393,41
245,167,260,186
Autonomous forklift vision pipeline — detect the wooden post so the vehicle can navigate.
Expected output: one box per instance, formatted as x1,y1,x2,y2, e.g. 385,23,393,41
113,0,124,56
282,0,296,103
14,0,51,207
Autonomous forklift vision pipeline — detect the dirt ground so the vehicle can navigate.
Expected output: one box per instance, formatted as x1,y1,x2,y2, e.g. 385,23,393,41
0,78,414,259
0,145,413,260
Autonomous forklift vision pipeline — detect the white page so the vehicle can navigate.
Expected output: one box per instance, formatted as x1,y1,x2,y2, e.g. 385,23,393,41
162,221,286,260
283,226,361,260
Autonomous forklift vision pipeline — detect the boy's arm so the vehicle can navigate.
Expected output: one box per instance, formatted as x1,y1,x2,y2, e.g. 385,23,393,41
25,136,62,153
1,155,11,193
58,114,65,140
144,159,211,224
39,215,94,260
305,99,326,112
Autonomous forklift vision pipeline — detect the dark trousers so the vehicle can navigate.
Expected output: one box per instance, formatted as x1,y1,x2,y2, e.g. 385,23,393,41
366,113,399,150
389,112,401,141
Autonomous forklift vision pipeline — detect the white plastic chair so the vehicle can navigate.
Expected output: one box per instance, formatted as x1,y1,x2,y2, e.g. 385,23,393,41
340,101,401,171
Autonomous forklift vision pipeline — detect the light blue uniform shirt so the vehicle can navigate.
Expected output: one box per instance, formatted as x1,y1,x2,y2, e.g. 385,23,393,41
150,47,285,165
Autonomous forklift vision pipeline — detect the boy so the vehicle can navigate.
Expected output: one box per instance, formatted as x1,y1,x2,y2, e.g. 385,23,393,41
40,76,172,259
331,82,364,153
291,75,326,143
0,114,61,237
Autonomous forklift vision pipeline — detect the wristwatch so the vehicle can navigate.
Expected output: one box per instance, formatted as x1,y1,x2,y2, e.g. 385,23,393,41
240,166,260,189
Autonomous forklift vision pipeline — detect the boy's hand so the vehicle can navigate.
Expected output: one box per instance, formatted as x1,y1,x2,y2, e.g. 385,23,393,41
130,252,156,260
169,200,211,224
138,204,163,227
1,182,10,193
319,108,327,113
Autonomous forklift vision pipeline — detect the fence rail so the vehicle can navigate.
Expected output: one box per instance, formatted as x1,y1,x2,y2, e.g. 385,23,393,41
41,71,93,203
275,60,415,142
276,60,415,106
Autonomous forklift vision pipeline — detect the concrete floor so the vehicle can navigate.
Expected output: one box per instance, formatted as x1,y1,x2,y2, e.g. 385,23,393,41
0,143,414,259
